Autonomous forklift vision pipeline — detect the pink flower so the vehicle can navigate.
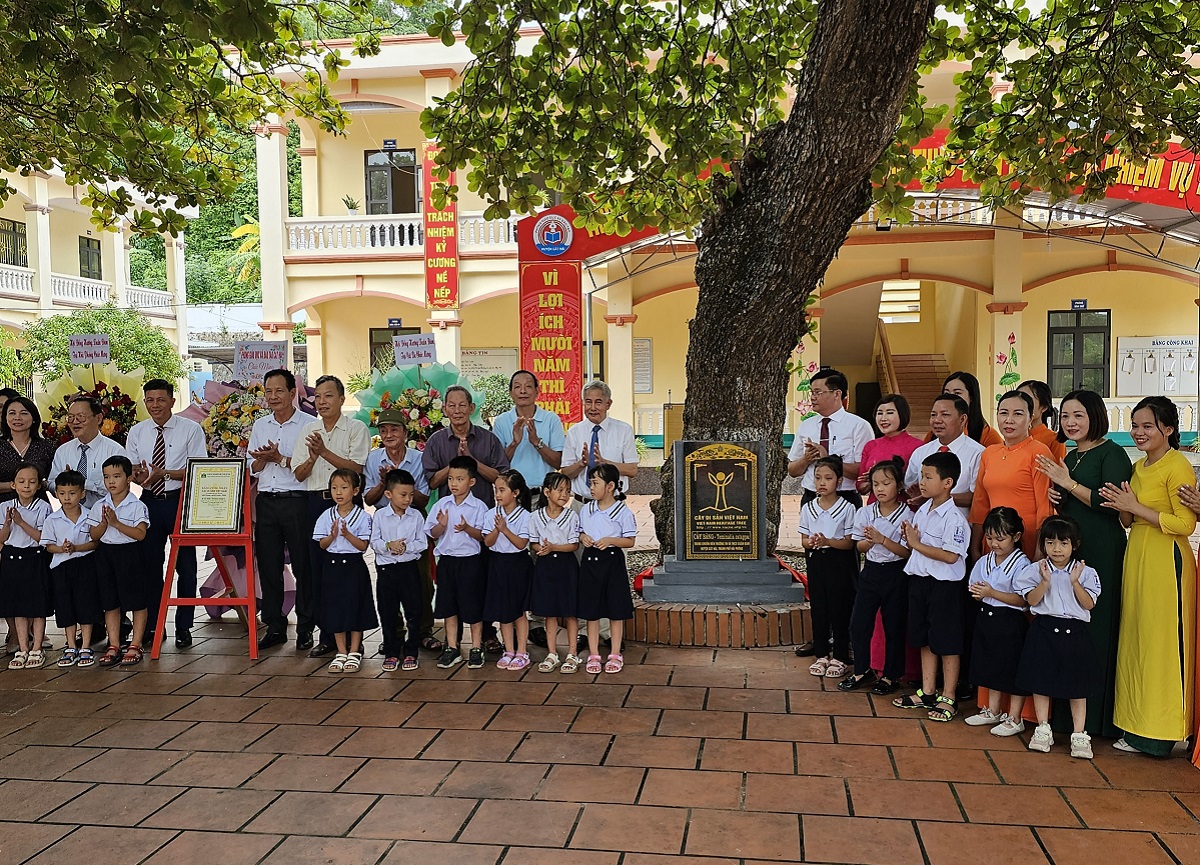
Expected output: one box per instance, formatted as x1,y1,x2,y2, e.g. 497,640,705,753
1008,332,1016,345
997,353,1008,365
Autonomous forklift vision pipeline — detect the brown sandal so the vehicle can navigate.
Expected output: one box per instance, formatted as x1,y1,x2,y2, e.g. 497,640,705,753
119,644,144,666
98,645,122,667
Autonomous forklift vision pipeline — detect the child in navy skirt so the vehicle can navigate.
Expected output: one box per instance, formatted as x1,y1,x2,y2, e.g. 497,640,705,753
529,471,581,673
578,463,637,675
314,469,376,674
0,463,52,670
88,456,150,668
965,507,1031,737
1014,515,1101,759
43,470,101,668
483,469,534,671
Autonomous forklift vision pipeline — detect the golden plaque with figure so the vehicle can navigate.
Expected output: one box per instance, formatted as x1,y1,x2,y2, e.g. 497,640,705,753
682,442,760,560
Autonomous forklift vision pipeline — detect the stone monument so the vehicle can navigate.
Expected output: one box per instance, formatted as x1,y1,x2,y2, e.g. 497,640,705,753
642,440,805,604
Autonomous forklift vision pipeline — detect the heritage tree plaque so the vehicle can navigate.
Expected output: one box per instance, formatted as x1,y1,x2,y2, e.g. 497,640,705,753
679,441,763,560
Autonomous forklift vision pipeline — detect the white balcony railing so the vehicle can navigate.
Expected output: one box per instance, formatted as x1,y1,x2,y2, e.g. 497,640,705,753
286,214,424,251
52,273,111,305
1107,399,1198,435
0,263,34,296
635,405,665,437
459,213,520,246
128,285,176,318
284,211,522,253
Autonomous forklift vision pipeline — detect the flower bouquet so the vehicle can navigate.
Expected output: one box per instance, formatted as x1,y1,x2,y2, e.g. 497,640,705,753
181,379,317,459
37,364,149,446
352,363,483,447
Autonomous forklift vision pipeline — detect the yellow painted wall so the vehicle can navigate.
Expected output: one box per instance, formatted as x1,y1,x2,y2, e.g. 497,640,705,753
49,210,105,278
935,282,979,373
0,195,26,225
1020,271,1197,393
632,287,696,406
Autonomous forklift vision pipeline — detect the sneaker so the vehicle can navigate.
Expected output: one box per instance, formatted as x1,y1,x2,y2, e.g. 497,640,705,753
991,717,1026,737
1028,722,1054,753
467,648,485,669
1070,732,1094,759
436,647,462,669
1113,738,1140,753
964,708,1003,727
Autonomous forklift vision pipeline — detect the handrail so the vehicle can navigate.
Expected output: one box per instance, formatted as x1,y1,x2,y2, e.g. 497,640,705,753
876,318,899,395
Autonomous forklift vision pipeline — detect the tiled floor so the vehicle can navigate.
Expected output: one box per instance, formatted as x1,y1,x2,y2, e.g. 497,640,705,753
2,620,1200,864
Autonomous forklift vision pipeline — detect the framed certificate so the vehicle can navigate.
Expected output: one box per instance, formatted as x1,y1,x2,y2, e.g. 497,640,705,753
180,459,247,534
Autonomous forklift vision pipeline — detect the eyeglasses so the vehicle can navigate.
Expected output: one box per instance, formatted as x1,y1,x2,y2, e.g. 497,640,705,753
809,389,837,398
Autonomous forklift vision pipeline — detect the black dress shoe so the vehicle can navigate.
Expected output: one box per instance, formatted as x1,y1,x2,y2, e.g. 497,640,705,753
794,641,816,657
258,631,287,650
296,632,314,651
308,642,334,658
174,629,192,648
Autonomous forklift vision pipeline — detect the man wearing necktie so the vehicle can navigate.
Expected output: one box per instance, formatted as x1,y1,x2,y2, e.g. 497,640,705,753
49,397,126,509
561,380,639,504
787,368,874,507
128,380,208,648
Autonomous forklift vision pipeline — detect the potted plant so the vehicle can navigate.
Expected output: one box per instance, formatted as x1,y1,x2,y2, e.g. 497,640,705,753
342,195,360,216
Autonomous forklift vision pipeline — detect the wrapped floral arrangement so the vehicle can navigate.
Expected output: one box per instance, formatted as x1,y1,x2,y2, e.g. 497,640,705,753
37,364,149,446
352,363,483,447
201,386,270,458
180,379,317,458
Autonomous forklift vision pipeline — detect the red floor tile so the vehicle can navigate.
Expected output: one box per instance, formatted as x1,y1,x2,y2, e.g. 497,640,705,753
743,773,850,815
954,782,1082,827
1061,787,1200,833
684,808,801,861
571,802,687,854
436,760,549,799
458,798,581,847
802,815,924,865
639,768,743,809
537,764,645,804
848,778,963,822
351,794,476,841
918,822,1051,865
1036,828,1177,865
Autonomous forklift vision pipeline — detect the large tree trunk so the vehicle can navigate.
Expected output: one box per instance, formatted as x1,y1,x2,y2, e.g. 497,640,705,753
652,0,936,555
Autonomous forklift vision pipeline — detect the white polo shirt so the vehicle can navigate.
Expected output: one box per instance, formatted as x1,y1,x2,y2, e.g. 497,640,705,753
88,493,149,545
969,550,1031,609
905,433,985,519
43,508,95,567
0,498,50,548
529,507,580,548
788,408,873,492
852,501,908,563
312,505,372,555
797,496,857,541
125,415,208,493
487,505,531,553
903,497,969,582
562,415,639,499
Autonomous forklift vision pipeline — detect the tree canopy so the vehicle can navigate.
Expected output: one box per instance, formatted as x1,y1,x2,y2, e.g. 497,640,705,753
0,0,384,235
14,306,187,384
423,0,1200,232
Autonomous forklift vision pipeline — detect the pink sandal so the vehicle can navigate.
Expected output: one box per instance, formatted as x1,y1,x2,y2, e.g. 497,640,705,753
585,654,603,674
604,653,624,674
496,652,515,669
508,652,530,671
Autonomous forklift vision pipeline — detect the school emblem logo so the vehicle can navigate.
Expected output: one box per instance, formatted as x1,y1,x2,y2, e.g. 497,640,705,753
533,214,573,257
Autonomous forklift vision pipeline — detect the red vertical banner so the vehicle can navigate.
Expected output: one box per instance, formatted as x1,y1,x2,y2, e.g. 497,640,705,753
422,142,459,310
519,262,583,425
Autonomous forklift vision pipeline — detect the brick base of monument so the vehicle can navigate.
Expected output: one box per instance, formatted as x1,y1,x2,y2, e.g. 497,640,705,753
627,600,810,648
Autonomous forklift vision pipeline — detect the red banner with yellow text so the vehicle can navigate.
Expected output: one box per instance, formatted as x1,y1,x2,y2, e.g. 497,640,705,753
519,262,583,425
422,142,459,310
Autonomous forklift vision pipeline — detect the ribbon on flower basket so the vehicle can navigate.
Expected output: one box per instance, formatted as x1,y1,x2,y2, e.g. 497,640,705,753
352,362,484,447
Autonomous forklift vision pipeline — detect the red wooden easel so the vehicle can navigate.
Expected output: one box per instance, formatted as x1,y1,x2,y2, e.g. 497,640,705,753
150,468,258,659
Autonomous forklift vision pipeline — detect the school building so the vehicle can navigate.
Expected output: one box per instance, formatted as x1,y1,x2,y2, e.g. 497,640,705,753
0,169,187,363
254,33,1200,447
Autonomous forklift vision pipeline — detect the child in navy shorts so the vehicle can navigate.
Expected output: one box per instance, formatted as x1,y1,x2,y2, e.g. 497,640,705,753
893,450,970,723
424,455,489,670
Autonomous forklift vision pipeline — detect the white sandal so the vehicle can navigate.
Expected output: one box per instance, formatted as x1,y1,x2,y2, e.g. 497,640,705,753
328,653,348,673
343,652,362,673
808,657,830,676
7,650,27,670
824,659,848,678
25,650,45,669
538,653,561,673
560,653,581,674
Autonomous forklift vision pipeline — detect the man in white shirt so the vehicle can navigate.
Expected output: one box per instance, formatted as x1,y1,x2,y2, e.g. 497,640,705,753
561,380,639,502
904,394,983,519
291,374,370,656
248,368,317,651
49,396,126,509
127,379,208,648
787,368,873,506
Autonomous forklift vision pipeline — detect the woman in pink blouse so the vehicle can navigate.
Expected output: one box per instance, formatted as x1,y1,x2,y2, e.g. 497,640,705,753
856,395,923,502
